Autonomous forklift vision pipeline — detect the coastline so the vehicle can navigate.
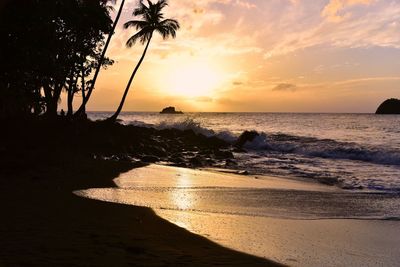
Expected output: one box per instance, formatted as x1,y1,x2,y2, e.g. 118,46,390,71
2,119,399,266
76,164,400,267
0,120,280,266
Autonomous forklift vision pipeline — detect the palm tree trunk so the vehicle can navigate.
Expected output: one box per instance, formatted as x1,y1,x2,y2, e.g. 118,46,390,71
107,34,152,122
67,84,74,117
74,0,126,118
81,60,86,114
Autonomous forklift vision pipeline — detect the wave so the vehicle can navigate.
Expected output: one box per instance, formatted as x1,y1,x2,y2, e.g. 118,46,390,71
151,118,239,143
122,117,400,167
132,118,400,167
156,118,216,137
243,132,400,166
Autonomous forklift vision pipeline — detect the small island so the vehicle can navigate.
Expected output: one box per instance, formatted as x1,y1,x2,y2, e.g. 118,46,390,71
160,106,183,114
376,98,400,114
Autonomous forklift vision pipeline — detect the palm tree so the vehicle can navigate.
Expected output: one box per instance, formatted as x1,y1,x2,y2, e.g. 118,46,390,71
107,0,179,122
74,0,126,118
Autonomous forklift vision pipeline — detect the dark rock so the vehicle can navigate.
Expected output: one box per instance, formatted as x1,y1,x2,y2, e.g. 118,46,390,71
199,149,212,156
233,147,247,153
148,145,168,157
235,131,260,147
168,155,188,167
169,155,185,164
170,162,188,167
118,154,134,162
141,155,160,163
160,106,183,114
225,159,237,166
214,150,234,159
205,158,216,165
189,155,206,167
376,98,400,114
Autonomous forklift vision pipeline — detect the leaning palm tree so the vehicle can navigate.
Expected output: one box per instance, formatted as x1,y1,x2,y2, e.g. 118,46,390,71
74,0,126,118
107,0,179,122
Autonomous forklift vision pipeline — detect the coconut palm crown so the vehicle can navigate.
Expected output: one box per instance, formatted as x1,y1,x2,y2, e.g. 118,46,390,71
124,0,179,47
107,0,179,122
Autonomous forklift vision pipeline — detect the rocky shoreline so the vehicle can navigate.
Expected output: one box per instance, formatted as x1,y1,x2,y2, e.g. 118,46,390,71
1,119,259,176
0,118,279,267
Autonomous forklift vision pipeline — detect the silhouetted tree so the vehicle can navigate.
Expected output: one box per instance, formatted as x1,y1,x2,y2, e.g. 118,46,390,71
107,0,179,122
75,0,126,118
0,0,114,119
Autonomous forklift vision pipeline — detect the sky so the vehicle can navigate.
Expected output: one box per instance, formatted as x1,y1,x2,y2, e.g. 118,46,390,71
77,0,400,113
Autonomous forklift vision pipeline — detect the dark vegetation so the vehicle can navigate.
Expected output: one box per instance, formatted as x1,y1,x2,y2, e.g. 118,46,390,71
376,98,400,114
0,0,114,119
0,0,179,122
0,0,236,170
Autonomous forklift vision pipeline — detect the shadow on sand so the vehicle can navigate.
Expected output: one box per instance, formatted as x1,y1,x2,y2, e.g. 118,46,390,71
0,155,282,266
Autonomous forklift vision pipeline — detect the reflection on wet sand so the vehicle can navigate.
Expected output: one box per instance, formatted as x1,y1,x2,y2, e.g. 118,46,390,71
76,164,400,267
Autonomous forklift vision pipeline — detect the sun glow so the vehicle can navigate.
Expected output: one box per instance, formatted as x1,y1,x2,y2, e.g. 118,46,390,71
165,59,224,98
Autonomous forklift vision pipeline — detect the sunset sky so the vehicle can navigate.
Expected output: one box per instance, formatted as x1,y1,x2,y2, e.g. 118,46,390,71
72,0,400,113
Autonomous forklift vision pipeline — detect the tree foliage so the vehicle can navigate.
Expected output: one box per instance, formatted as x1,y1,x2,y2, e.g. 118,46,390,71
0,0,114,119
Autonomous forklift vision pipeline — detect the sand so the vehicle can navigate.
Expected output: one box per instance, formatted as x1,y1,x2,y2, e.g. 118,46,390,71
0,158,279,266
77,164,400,267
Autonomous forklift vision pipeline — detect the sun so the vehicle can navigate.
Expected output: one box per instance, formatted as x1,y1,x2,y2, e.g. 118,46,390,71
165,59,223,98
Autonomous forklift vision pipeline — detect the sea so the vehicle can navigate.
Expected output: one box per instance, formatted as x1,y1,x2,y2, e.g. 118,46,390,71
89,112,400,192
81,112,400,266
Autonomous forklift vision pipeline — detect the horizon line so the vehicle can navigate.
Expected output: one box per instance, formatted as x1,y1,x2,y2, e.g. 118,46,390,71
83,110,377,114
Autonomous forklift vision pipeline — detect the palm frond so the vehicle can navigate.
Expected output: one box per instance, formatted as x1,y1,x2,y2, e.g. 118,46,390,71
160,18,180,31
126,27,153,47
125,0,178,46
123,20,148,30
157,0,168,9
133,0,147,16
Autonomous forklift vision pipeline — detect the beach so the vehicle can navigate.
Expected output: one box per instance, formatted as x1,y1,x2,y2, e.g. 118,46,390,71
77,164,400,266
2,0,400,265
0,121,280,266
0,158,279,266
1,116,399,266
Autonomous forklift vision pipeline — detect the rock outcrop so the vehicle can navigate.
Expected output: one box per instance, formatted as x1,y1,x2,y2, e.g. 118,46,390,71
160,106,183,114
235,131,260,148
376,99,400,114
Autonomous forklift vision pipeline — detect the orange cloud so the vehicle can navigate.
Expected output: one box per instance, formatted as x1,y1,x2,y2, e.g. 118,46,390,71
322,0,374,22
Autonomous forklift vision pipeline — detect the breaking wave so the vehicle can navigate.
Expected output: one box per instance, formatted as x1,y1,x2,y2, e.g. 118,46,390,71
242,132,400,167
145,118,400,167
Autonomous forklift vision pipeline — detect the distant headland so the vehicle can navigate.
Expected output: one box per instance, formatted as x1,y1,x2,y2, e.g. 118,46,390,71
376,98,400,114
160,106,183,114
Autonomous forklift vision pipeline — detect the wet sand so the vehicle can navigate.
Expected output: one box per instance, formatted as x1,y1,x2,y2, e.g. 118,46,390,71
0,158,280,266
78,164,400,267
158,211,400,266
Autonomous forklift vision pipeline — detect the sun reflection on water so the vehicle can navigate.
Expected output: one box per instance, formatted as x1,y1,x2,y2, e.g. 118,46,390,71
170,168,196,211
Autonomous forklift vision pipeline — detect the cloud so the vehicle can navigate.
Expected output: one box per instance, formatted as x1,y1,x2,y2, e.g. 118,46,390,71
96,0,400,113
322,0,374,22
333,76,400,86
233,81,244,86
194,96,214,102
263,0,400,58
217,97,240,105
233,0,257,9
272,83,298,92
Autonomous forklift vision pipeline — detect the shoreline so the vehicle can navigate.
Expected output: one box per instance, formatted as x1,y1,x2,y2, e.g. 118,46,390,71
2,119,399,266
0,120,281,266
77,164,400,267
